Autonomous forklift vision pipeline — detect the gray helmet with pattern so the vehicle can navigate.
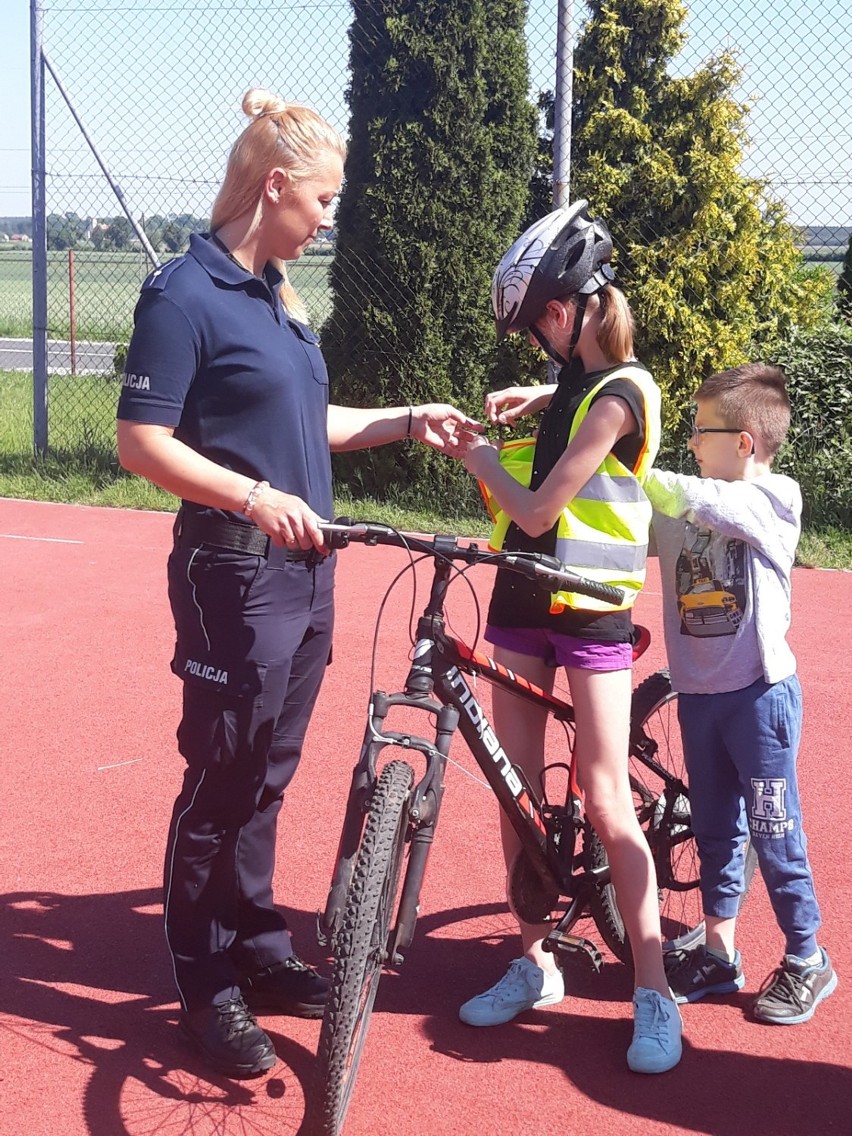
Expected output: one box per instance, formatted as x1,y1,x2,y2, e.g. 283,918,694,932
491,200,615,341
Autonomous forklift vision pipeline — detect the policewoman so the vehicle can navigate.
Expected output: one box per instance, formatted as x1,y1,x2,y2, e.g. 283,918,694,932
453,202,682,1074
117,88,476,1079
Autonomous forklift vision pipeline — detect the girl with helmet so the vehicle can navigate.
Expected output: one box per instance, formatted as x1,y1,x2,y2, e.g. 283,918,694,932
117,88,478,1079
453,201,682,1074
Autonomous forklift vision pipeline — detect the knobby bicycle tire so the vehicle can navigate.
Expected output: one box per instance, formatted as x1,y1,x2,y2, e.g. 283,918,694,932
309,760,413,1136
585,827,630,964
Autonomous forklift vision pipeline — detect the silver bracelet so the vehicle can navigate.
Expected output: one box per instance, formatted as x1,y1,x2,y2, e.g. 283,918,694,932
243,479,269,519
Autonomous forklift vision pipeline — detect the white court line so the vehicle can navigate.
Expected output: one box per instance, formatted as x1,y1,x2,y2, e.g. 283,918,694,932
97,758,142,771
0,533,84,545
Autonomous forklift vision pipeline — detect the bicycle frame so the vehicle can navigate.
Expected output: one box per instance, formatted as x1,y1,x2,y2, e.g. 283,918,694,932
318,545,645,971
311,523,711,1136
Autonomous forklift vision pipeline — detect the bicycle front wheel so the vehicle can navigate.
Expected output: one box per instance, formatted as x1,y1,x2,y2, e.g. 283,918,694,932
629,669,757,951
309,760,413,1136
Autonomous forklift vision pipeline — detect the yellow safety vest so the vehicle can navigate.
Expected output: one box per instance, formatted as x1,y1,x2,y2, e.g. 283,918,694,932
479,365,661,613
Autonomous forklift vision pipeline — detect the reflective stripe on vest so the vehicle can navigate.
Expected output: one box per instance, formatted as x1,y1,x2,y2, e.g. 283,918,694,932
575,472,647,503
551,365,661,612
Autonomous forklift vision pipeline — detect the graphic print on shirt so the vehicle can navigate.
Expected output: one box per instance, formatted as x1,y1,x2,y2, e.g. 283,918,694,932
674,523,747,638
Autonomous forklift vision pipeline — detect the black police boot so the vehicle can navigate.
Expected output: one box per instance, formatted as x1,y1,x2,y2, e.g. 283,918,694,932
180,995,277,1078
242,955,329,1019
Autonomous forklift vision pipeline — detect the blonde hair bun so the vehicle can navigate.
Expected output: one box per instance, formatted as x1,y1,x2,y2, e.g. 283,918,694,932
242,88,287,119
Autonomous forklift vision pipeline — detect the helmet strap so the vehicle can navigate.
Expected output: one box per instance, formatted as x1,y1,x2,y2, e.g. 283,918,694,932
568,293,590,355
530,321,571,368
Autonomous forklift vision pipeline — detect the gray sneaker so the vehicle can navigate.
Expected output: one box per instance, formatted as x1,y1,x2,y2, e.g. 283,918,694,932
459,957,564,1027
753,948,838,1025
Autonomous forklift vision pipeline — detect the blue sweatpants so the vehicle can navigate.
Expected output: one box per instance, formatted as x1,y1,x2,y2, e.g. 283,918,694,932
678,675,822,960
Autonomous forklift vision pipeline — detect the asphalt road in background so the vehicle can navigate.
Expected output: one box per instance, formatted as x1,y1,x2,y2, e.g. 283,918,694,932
0,336,115,373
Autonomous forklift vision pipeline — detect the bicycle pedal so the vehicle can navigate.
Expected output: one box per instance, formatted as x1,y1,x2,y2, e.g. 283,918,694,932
544,930,604,973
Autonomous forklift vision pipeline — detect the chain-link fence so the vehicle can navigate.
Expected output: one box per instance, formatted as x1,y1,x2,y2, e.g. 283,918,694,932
18,0,852,461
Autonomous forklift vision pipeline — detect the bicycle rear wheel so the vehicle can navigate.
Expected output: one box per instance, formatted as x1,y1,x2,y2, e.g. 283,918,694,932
629,669,757,950
309,760,413,1136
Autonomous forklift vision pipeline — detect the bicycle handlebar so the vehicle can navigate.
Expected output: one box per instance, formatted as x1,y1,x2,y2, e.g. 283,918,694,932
321,518,626,607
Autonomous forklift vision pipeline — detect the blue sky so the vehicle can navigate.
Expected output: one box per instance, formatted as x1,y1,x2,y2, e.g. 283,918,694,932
1,0,32,217
2,0,850,227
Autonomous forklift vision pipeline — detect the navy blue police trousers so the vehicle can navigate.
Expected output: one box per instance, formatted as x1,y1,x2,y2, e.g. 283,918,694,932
164,536,335,1012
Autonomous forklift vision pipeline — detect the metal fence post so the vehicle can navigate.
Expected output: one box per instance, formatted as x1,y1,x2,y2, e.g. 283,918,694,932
552,0,574,208
548,0,575,386
30,0,48,456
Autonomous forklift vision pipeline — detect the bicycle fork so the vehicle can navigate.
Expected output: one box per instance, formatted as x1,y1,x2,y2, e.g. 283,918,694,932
317,689,457,967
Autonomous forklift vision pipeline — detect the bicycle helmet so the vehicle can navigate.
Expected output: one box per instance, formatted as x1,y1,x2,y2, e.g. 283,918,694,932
491,200,615,342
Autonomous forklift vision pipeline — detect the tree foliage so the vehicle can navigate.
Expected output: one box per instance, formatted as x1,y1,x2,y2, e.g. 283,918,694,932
837,231,852,318
47,212,87,250
767,322,852,528
562,0,834,430
44,211,208,253
322,0,535,506
91,217,133,251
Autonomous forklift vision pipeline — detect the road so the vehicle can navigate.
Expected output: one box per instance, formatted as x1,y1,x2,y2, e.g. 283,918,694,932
0,337,116,374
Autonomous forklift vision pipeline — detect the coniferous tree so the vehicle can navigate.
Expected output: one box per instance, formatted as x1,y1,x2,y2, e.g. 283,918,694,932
322,0,535,506
837,232,852,318
559,0,833,429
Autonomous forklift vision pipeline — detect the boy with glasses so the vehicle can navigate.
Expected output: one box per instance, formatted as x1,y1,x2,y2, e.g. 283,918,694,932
645,363,837,1024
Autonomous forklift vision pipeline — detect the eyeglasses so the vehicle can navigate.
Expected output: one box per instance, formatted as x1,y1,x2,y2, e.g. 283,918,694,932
689,424,743,440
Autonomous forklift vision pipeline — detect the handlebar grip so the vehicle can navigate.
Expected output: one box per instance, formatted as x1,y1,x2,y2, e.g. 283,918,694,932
574,578,627,606
526,560,626,607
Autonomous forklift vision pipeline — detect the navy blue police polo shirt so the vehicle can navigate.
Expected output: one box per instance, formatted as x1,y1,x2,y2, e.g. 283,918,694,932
117,233,334,522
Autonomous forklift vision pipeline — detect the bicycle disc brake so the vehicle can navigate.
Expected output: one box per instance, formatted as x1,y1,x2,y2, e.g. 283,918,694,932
506,849,559,924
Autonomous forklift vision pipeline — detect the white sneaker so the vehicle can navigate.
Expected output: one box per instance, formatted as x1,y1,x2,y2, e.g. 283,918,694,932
627,988,683,1073
459,957,564,1027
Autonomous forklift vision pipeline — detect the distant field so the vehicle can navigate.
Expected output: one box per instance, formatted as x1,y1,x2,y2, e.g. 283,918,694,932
0,248,335,340
0,244,842,341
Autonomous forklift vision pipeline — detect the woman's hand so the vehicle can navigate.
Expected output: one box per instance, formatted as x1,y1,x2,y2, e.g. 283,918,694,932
116,422,328,552
484,385,555,427
250,488,327,552
410,403,484,452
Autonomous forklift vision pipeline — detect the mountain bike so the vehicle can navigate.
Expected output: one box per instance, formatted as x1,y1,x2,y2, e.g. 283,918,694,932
308,521,756,1136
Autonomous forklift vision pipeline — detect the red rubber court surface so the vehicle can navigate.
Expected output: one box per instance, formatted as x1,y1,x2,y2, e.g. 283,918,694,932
1,498,850,1136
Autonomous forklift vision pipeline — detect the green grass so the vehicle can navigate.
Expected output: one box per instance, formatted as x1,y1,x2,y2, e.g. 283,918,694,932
0,248,335,340
0,369,489,532
0,369,848,566
796,528,852,571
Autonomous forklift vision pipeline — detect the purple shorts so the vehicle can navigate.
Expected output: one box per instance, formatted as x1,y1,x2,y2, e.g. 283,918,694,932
484,624,633,672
